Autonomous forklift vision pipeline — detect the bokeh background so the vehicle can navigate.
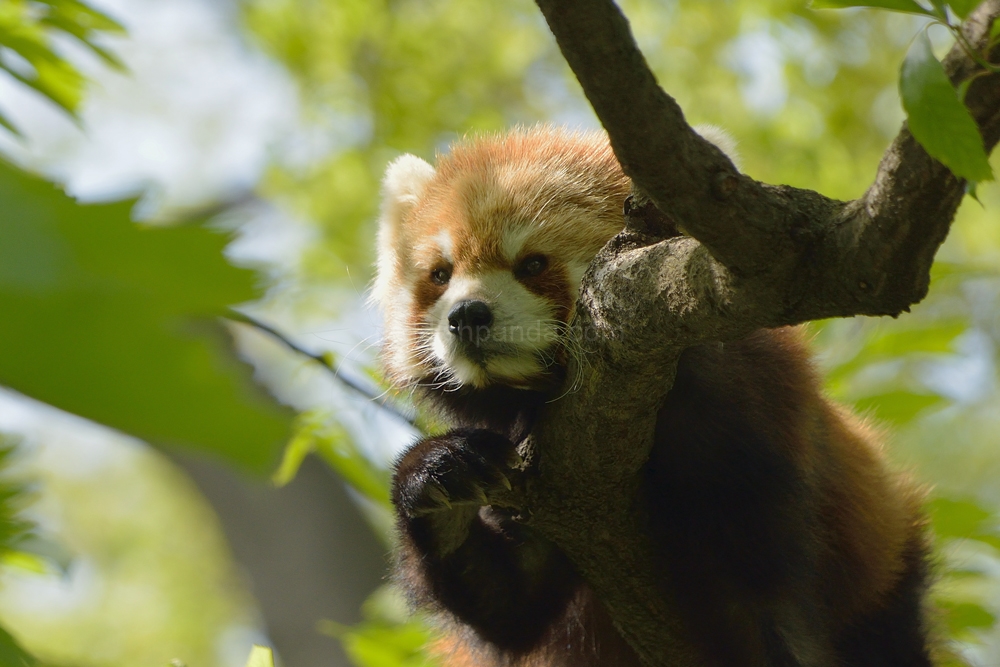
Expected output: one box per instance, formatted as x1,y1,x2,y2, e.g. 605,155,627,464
1,1,999,666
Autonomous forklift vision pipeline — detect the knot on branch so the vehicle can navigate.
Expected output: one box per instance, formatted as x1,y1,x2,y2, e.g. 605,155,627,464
710,170,739,201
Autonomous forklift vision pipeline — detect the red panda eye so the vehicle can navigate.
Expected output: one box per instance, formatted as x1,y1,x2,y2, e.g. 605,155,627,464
516,254,548,279
430,267,451,285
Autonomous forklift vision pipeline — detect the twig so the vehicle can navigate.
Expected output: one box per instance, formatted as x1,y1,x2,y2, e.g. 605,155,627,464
224,309,418,428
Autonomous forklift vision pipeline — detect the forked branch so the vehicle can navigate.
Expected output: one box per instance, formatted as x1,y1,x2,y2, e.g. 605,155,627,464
495,2,1000,665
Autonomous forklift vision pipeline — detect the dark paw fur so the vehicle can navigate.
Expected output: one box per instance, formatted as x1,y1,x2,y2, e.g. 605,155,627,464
393,429,521,518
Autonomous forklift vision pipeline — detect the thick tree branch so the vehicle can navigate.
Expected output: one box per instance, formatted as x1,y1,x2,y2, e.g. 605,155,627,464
536,0,1000,337
489,2,1000,666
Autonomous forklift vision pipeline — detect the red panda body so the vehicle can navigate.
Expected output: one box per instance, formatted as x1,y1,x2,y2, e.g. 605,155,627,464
374,128,933,667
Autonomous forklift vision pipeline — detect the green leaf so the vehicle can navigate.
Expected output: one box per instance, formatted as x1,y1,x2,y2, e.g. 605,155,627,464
320,620,437,667
273,409,392,503
7,56,86,114
930,260,1000,283
947,0,981,19
927,0,949,19
940,601,997,634
928,497,1000,549
314,427,392,508
8,533,74,574
853,391,944,426
0,440,40,667
272,419,317,487
0,0,124,123
0,551,48,575
244,645,274,667
0,109,21,138
0,159,293,473
930,497,992,537
0,625,35,667
826,320,967,384
900,31,994,183
319,586,440,667
34,0,127,34
991,17,1000,41
810,0,936,17
0,443,33,554
38,15,127,70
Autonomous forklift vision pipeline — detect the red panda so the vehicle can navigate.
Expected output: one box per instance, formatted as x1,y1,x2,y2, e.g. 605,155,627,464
373,127,933,667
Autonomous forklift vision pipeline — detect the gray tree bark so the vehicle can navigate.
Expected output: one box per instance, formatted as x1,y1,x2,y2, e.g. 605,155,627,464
485,1,1000,665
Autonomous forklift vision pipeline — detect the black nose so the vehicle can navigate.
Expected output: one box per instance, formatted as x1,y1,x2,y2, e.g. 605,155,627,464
448,300,493,335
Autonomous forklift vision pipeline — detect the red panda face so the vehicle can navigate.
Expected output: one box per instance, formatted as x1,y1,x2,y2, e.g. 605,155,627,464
373,128,631,390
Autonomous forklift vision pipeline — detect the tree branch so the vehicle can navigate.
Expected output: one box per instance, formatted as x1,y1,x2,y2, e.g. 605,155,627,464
493,2,1000,665
536,0,1000,336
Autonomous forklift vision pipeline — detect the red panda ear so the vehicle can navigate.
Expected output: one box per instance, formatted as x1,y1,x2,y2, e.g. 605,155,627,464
372,154,437,307
382,154,437,220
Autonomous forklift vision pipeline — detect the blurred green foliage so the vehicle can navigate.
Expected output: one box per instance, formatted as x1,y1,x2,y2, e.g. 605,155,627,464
241,0,999,287
0,424,262,667
241,0,553,285
0,437,40,667
0,0,125,134
0,3,289,663
318,586,436,667
0,159,293,472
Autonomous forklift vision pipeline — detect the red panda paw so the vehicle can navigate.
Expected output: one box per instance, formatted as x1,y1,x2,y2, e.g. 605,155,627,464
392,429,520,519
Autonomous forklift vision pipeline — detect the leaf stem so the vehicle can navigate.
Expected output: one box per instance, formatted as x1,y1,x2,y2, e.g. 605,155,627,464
224,310,418,428
947,23,1000,73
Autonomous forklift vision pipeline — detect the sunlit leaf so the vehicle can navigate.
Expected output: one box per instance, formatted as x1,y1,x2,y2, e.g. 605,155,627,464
244,645,275,667
0,442,33,556
0,109,21,138
0,625,35,667
0,159,293,472
35,0,126,33
273,409,392,502
901,31,994,183
38,15,126,70
0,551,48,575
4,55,85,114
928,493,1000,652
826,320,966,384
320,619,436,667
0,0,124,122
810,0,936,17
9,533,74,574
319,585,440,667
0,438,40,667
853,391,944,425
947,0,982,19
928,497,1000,549
930,260,1000,283
926,0,948,18
940,601,996,635
314,427,392,508
272,418,317,487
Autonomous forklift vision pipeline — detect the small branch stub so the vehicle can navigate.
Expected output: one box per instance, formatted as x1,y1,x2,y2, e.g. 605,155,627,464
710,170,738,200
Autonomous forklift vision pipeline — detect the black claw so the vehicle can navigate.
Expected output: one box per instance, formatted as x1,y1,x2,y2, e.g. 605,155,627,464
392,428,520,518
